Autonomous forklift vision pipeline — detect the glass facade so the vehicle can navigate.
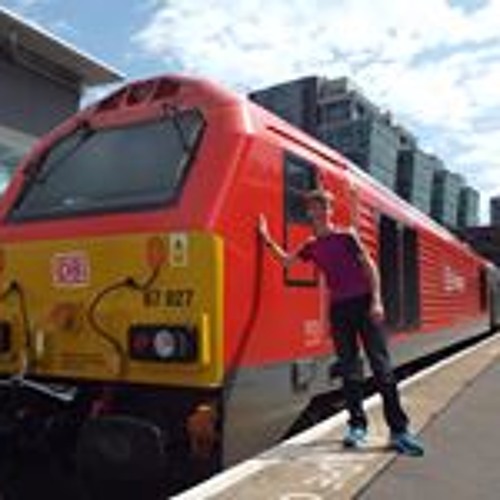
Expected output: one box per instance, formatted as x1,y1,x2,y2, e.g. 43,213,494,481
490,196,500,226
318,113,399,190
250,76,479,228
319,121,371,168
431,170,465,227
249,77,318,135
457,187,480,228
396,149,438,215
253,78,400,190
367,119,399,190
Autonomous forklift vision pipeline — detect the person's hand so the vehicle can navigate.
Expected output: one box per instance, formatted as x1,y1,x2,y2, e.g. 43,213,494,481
371,297,385,320
258,214,270,242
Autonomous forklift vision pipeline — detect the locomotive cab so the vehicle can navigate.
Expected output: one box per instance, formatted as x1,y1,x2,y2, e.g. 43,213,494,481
0,76,243,496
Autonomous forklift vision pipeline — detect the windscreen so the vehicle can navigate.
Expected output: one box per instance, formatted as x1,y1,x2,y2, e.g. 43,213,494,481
8,109,204,221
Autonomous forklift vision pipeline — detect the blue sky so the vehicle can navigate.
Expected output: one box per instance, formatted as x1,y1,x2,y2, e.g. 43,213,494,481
2,0,500,221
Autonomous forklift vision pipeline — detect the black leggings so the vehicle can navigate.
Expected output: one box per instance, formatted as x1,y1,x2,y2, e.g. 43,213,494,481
330,294,408,433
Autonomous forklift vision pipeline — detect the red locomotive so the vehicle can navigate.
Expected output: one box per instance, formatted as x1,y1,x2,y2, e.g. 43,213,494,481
0,74,498,498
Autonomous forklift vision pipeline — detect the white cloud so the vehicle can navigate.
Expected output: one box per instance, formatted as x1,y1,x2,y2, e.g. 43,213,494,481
455,130,500,173
134,0,500,223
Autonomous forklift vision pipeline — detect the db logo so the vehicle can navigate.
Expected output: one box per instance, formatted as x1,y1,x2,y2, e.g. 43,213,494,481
52,252,90,287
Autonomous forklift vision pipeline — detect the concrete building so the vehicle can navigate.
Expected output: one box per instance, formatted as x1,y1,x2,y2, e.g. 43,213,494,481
250,75,480,228
0,7,122,192
458,186,480,228
491,196,500,226
431,169,465,228
250,76,401,190
317,78,401,190
396,134,440,216
459,226,500,267
249,76,318,136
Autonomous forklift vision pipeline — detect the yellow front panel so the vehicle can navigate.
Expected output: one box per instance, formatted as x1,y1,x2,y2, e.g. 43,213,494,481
0,232,224,388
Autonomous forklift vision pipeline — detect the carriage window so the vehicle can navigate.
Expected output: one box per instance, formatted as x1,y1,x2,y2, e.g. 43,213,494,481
285,154,318,224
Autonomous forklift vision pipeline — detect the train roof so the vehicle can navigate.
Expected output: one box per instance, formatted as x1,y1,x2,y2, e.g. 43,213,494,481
88,74,240,115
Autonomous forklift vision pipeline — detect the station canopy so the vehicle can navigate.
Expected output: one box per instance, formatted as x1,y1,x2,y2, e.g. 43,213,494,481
0,7,123,193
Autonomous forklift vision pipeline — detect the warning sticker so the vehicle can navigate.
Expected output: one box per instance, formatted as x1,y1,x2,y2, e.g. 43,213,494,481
169,233,188,267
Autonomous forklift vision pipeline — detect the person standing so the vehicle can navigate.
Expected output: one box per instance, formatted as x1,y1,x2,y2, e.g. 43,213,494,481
258,189,424,456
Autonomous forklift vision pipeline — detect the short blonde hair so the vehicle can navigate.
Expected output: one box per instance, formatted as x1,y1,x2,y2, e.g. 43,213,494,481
303,189,334,207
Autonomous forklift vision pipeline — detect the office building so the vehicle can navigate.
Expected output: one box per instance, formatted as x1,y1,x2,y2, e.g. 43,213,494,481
249,76,318,135
459,226,500,267
491,196,500,226
251,76,401,189
250,76,479,227
316,77,401,190
457,186,480,228
396,145,440,216
431,169,465,227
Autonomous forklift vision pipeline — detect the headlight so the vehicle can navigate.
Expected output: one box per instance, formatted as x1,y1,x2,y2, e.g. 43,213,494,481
128,325,198,362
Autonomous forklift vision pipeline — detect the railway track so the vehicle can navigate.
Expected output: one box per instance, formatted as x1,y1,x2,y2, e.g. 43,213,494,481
0,328,497,499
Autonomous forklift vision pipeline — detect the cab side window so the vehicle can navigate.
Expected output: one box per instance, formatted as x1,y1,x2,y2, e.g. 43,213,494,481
285,154,318,224
284,153,319,286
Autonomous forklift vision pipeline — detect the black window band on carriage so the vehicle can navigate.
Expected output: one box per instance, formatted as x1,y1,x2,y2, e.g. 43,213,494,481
8,109,205,222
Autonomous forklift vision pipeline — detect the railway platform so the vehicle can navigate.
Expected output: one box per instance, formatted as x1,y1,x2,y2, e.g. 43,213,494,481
175,330,500,499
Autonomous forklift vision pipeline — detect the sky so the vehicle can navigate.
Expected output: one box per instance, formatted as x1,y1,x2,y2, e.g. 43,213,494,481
2,0,500,222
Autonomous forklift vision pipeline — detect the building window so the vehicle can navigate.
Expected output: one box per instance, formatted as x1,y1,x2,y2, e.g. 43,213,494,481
354,103,366,119
321,100,350,123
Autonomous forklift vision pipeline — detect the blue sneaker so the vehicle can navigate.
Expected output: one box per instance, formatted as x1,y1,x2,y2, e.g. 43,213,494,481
343,426,367,448
390,431,424,456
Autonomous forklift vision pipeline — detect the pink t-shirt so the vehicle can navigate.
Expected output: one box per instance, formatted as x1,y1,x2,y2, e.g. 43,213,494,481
298,231,372,303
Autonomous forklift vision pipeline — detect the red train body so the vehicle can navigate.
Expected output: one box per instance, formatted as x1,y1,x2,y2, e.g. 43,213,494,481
0,74,497,497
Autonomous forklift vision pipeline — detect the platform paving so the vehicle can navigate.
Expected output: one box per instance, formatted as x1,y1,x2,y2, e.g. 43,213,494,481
359,358,500,500
175,331,500,499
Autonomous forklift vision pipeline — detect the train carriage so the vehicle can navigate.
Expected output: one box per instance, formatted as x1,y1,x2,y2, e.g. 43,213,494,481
0,74,497,498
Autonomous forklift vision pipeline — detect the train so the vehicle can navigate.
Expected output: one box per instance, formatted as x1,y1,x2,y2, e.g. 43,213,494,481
0,74,499,498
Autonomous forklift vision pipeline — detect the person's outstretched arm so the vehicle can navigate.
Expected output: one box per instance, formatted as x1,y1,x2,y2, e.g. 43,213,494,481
258,214,304,268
